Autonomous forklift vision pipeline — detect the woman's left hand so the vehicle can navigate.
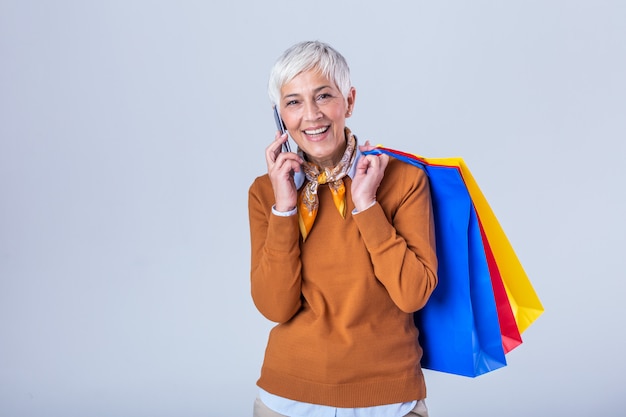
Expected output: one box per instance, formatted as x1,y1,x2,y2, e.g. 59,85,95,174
351,141,389,212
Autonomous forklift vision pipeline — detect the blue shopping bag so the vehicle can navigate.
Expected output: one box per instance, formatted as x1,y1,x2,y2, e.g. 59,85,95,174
365,148,507,377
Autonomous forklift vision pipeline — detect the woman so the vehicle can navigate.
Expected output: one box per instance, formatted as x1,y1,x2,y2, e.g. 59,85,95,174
248,41,438,417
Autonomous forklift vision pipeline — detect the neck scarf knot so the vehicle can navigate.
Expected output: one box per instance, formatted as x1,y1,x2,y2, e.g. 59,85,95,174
298,129,357,241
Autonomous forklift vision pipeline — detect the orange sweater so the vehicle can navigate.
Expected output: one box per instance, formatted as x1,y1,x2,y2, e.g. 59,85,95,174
248,158,438,408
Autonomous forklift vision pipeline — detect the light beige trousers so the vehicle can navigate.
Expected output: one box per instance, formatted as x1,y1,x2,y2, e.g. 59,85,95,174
253,396,429,417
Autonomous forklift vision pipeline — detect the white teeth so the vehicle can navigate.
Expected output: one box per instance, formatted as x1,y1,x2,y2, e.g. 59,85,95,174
304,126,329,135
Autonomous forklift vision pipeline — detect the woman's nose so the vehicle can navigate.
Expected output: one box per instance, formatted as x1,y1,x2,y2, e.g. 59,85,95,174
303,100,322,121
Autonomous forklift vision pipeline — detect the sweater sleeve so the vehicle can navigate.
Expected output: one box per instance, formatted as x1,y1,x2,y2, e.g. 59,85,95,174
352,165,438,313
248,177,303,323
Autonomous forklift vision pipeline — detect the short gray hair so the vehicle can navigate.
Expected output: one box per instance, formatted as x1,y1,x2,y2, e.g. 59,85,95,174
268,41,352,109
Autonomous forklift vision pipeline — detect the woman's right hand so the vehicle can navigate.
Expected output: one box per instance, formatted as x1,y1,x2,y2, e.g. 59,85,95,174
265,132,302,212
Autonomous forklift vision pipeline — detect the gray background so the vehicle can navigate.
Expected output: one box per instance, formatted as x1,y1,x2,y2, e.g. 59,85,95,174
1,1,625,416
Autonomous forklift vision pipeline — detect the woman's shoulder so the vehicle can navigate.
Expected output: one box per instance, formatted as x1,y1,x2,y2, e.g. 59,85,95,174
376,155,431,212
378,156,430,199
384,156,428,182
250,173,271,187
249,173,273,199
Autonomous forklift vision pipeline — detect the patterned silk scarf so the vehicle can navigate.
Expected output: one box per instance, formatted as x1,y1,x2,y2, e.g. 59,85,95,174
298,128,357,241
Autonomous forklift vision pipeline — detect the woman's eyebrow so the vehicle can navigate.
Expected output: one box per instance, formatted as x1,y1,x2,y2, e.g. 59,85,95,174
283,85,334,100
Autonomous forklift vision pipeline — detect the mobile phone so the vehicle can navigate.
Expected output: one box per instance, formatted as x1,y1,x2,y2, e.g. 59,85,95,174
273,106,291,153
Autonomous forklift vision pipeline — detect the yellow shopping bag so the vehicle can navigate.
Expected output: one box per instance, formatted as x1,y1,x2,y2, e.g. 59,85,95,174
451,157,544,333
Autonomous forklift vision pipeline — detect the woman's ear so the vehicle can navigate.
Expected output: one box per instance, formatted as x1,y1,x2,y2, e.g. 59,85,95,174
346,87,356,117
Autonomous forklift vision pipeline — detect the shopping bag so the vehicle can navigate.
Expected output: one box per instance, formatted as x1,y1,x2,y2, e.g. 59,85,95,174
364,146,544,376
415,163,507,376
369,147,544,334
386,157,508,376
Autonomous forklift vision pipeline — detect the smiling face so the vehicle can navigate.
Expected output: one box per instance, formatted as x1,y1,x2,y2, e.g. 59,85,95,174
279,69,356,168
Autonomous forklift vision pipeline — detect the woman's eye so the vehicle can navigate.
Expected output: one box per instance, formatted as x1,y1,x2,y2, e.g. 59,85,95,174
317,93,331,101
285,100,298,106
